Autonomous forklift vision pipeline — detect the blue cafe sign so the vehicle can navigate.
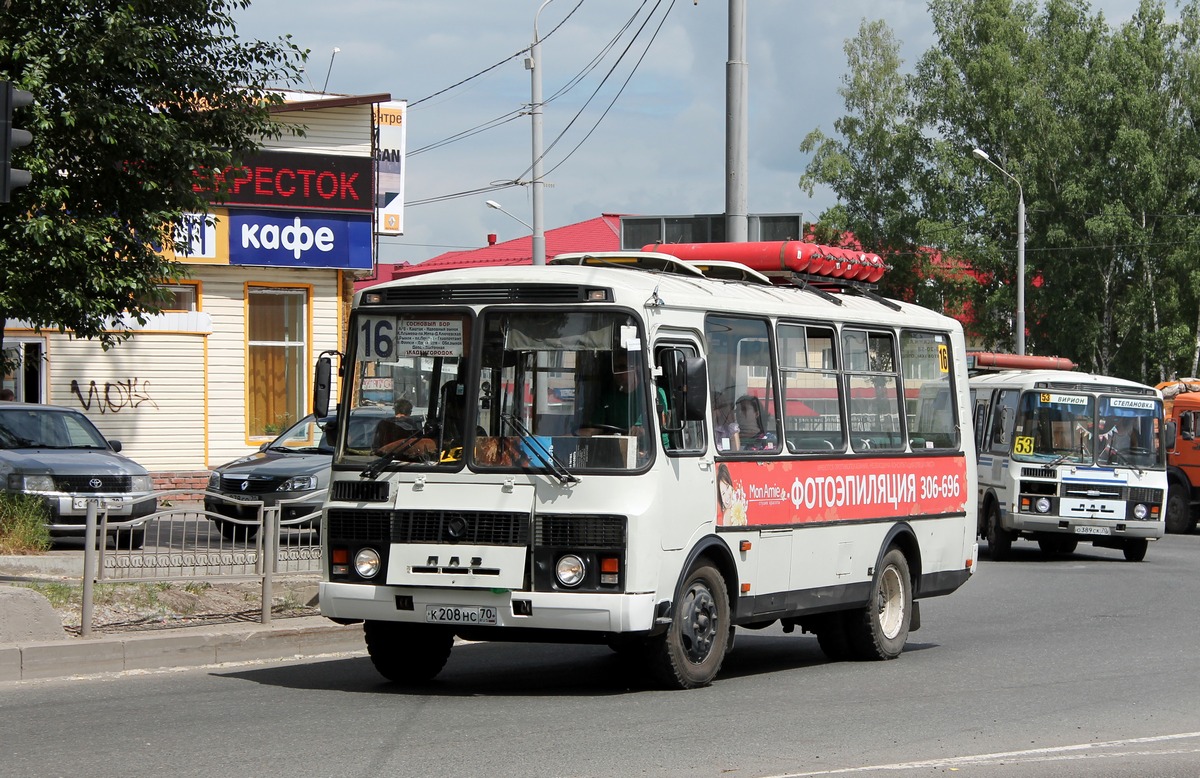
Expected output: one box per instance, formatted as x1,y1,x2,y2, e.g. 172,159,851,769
229,210,372,269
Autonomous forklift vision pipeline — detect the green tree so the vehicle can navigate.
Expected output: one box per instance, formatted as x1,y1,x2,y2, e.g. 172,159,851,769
0,0,305,369
802,0,1200,384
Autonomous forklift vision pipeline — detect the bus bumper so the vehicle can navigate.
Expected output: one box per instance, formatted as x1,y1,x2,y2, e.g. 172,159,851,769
319,581,659,633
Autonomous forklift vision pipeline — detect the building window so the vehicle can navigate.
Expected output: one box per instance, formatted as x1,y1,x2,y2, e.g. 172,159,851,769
247,286,308,438
157,282,199,312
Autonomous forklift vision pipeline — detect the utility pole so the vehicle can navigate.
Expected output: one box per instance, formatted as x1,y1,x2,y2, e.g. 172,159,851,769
527,1,553,266
725,0,748,242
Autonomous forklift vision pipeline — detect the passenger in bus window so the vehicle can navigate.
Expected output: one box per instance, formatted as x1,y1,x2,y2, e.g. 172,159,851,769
712,391,740,452
735,395,777,451
580,349,667,450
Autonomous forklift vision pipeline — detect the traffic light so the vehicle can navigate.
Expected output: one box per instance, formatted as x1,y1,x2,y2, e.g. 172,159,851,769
1,80,34,204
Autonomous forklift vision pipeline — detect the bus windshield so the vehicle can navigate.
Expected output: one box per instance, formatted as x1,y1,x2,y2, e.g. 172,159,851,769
474,309,653,471
342,308,656,472
1011,390,1163,468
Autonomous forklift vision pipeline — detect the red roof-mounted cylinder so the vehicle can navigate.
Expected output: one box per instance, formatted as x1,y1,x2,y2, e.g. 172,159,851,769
643,241,886,281
968,352,1077,371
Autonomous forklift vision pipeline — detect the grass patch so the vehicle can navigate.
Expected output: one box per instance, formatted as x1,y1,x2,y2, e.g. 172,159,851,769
23,581,76,608
0,492,52,554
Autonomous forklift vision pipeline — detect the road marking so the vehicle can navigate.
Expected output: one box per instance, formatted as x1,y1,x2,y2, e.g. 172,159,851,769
764,731,1200,776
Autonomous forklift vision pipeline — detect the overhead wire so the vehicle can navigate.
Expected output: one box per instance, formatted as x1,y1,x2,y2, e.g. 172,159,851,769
404,0,674,209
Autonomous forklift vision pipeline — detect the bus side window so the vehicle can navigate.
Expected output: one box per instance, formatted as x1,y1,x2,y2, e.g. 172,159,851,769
989,389,1018,453
973,402,989,452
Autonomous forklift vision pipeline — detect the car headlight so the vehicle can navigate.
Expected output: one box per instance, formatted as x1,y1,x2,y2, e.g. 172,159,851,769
555,554,586,587
8,474,55,492
278,475,318,492
1035,497,1052,513
130,475,153,492
207,471,221,489
1133,503,1148,520
354,548,381,578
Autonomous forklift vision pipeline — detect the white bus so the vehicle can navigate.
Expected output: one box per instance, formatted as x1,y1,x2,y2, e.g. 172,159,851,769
313,243,978,689
969,354,1167,562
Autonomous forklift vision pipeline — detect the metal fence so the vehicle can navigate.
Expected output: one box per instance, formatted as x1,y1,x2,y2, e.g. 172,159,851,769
79,489,323,637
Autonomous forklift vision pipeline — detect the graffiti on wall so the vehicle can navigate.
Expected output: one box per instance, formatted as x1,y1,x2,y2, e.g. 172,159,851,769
70,378,161,413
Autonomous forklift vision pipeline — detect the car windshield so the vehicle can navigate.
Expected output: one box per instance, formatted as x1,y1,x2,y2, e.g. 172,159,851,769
267,415,329,454
0,408,109,449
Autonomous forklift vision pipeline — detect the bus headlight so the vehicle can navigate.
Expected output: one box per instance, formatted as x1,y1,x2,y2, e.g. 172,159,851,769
1035,497,1051,514
1132,503,1148,520
354,548,382,578
555,554,586,587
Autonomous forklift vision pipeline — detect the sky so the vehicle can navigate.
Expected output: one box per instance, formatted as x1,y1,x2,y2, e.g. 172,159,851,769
231,0,1145,266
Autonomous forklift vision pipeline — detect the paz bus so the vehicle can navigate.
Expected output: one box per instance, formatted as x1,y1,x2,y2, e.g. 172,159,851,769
312,241,978,689
969,353,1167,561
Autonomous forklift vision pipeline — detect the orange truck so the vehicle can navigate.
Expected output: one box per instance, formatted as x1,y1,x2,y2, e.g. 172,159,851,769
1158,379,1200,533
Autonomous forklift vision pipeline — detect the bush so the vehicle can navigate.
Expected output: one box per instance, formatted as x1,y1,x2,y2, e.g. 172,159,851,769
0,492,52,553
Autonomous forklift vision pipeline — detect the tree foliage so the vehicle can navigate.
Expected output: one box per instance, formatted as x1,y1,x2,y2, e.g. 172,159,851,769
0,0,305,367
801,0,1200,384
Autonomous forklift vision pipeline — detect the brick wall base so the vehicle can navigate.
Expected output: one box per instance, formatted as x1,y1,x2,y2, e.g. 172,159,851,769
151,471,210,501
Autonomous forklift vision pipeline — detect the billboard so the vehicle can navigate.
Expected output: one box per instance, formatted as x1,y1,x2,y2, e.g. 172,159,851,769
374,100,406,235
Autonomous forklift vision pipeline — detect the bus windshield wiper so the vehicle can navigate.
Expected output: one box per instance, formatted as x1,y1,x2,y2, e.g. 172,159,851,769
360,429,434,479
500,413,579,485
1102,446,1144,477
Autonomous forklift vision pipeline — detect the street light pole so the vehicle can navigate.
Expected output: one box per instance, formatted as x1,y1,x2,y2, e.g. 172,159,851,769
972,148,1025,356
485,199,532,231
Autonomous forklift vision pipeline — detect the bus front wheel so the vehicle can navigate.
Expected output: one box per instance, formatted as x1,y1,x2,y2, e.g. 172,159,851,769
363,621,454,684
1123,539,1149,562
845,548,912,661
986,503,1013,561
649,562,730,690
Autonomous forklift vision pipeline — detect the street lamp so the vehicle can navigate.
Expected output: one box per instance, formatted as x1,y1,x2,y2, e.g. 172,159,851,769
485,199,532,231
972,148,1026,356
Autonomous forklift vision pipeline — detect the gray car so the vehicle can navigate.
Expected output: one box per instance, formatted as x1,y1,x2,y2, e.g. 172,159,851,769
0,402,157,547
204,407,395,541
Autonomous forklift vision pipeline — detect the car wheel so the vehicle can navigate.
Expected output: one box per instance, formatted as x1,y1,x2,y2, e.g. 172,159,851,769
215,519,257,543
364,621,454,684
116,528,145,550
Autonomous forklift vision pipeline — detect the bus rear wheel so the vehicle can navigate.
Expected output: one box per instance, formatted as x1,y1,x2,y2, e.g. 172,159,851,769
649,562,730,690
813,612,852,661
363,621,454,684
844,548,912,661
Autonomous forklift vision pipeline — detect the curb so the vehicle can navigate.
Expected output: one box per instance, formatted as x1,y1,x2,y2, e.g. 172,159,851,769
0,616,365,683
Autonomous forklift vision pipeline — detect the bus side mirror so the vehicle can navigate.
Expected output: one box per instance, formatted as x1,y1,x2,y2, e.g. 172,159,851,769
314,355,333,419
680,356,708,422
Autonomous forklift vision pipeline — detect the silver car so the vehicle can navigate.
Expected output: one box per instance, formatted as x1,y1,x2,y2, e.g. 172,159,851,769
204,407,394,541
0,402,157,548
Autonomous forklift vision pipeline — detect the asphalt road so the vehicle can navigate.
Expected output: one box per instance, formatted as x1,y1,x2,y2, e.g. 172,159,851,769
4,532,1200,778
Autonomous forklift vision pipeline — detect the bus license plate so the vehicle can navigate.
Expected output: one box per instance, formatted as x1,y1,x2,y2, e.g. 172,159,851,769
425,605,498,625
1075,525,1111,536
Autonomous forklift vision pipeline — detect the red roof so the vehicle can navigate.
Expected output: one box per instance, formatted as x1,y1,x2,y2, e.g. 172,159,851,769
358,213,624,288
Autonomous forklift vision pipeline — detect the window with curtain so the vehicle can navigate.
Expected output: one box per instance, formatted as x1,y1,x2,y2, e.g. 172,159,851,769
247,287,308,438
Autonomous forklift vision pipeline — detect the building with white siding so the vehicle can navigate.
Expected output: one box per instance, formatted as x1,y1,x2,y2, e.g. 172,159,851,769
1,91,404,493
